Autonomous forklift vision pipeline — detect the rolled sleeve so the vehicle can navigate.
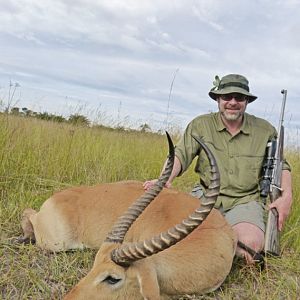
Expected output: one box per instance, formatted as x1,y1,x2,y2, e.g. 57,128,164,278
283,159,291,172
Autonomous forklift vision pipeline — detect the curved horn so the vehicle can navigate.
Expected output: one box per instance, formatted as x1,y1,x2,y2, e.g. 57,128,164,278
111,136,220,267
105,132,175,244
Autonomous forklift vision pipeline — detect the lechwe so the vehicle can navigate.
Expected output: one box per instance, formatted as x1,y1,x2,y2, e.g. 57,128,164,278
21,133,237,299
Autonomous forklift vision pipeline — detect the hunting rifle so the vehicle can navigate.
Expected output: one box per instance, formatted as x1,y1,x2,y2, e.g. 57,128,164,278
260,89,287,257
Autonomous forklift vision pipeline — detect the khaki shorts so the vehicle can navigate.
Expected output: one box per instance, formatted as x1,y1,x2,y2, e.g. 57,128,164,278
190,185,266,232
219,201,266,232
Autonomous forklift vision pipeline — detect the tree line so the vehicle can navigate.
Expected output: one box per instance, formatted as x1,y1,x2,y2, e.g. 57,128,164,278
4,106,152,133
7,106,90,126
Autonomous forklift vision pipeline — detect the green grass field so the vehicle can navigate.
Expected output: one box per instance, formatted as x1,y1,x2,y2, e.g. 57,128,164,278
0,114,299,299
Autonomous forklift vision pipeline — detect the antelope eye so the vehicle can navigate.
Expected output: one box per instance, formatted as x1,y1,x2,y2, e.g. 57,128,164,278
103,275,121,285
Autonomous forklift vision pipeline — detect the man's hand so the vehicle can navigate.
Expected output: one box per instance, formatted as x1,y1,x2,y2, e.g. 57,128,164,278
143,180,171,191
269,193,292,231
269,170,293,231
143,156,182,191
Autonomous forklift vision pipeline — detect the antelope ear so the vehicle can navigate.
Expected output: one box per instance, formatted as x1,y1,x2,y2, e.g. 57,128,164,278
133,261,160,299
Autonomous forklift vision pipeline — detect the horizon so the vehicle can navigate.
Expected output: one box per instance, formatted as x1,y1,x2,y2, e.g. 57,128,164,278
0,1,299,142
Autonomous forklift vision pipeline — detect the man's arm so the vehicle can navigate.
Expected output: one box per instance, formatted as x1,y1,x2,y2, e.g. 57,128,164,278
143,156,182,190
269,169,292,231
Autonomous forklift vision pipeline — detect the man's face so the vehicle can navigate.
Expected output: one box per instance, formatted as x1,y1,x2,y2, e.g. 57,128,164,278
217,93,248,121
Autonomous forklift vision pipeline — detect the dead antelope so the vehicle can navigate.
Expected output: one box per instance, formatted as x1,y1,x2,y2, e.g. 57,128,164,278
21,133,237,299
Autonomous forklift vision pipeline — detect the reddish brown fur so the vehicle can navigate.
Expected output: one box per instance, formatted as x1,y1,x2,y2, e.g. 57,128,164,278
22,180,237,299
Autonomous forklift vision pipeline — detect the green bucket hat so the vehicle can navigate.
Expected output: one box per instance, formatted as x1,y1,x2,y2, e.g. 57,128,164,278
208,74,257,103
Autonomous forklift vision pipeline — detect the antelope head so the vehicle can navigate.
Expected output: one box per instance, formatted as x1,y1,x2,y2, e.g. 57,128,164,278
64,133,221,300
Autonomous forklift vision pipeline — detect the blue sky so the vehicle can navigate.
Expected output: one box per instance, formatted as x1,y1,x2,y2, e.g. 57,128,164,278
0,0,299,142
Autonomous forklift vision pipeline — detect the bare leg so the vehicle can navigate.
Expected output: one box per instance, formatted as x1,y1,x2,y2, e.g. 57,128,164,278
232,222,264,264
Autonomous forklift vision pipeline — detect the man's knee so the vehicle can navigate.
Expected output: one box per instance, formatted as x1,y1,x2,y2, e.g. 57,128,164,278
233,222,264,253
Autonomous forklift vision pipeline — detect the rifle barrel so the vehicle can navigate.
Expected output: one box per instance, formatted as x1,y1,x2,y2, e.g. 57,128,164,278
274,90,287,160
279,89,287,133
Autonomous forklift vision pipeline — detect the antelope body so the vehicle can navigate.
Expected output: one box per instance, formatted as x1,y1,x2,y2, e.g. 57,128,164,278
21,135,237,299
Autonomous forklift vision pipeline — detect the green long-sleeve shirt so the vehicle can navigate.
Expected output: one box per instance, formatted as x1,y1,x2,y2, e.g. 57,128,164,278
175,112,291,211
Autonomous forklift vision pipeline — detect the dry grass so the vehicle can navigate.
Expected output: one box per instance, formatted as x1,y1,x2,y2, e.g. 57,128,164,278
0,114,299,299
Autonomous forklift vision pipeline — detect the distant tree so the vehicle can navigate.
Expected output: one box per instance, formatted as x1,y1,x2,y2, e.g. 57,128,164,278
0,99,4,112
68,114,90,126
52,115,66,123
35,112,66,123
36,112,51,121
115,125,126,132
11,107,20,115
21,107,31,116
21,107,35,117
139,123,151,133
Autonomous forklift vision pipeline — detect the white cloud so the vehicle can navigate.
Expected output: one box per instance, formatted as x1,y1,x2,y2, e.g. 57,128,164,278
0,0,299,136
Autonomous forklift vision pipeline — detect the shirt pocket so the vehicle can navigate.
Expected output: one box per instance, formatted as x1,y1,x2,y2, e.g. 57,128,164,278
234,155,264,192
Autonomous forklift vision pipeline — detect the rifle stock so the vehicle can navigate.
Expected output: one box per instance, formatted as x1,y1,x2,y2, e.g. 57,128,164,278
263,90,287,257
264,208,280,256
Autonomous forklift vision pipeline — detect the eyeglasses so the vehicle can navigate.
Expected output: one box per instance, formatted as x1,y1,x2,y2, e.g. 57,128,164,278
220,94,248,102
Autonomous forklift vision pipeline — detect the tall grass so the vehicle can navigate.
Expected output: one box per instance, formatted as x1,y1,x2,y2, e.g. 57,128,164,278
0,114,299,299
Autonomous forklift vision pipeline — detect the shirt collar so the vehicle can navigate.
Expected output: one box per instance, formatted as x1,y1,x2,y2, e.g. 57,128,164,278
240,113,251,134
216,112,251,135
216,112,227,131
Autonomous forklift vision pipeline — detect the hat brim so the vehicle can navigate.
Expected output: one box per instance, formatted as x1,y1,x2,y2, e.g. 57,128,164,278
209,86,257,103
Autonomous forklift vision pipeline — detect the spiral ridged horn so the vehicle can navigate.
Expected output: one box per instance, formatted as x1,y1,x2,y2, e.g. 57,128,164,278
105,132,175,244
111,135,220,267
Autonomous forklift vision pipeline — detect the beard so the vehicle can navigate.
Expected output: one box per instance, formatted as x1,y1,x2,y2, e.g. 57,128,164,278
217,99,247,122
221,110,243,121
